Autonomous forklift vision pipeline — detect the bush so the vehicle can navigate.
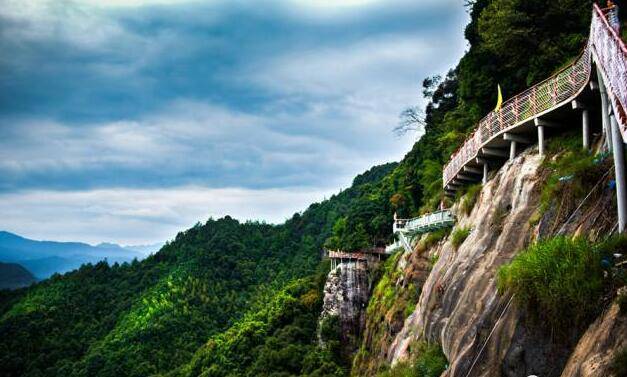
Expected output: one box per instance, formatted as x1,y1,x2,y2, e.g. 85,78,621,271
610,347,627,377
497,236,627,334
539,134,609,216
450,227,471,249
459,184,482,216
377,342,447,377
416,229,450,253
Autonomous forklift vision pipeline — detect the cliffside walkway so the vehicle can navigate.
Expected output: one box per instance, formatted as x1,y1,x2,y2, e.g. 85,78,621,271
443,4,627,231
386,210,455,253
327,247,388,268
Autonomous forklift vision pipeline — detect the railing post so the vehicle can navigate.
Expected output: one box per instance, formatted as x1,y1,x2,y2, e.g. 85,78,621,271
482,162,488,185
509,140,517,160
582,109,590,150
597,66,613,151
611,112,627,233
538,125,545,156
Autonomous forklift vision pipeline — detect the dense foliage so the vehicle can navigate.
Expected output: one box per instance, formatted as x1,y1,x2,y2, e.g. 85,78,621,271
376,342,447,377
497,236,627,334
0,161,401,376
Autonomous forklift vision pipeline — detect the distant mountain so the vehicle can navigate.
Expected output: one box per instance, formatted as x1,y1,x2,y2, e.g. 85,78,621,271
123,242,163,255
0,231,146,279
0,262,37,290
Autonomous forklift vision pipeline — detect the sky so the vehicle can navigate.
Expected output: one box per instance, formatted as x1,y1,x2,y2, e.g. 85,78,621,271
0,0,468,245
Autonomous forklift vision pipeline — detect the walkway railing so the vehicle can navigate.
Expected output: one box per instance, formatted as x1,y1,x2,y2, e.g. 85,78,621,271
394,210,455,236
387,209,455,253
591,4,627,138
443,4,626,190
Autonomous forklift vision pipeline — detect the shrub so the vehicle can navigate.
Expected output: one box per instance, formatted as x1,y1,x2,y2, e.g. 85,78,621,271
377,342,447,377
538,133,609,216
459,184,482,216
450,227,471,249
610,347,627,377
416,229,450,253
618,293,627,315
497,236,627,334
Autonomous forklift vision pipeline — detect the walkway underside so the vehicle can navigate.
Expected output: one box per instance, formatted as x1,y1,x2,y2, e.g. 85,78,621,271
445,87,603,194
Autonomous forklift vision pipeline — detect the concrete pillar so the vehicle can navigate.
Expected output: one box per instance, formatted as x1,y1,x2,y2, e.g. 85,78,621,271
582,109,590,150
538,125,545,156
610,113,627,233
509,140,517,160
597,67,612,150
482,162,488,185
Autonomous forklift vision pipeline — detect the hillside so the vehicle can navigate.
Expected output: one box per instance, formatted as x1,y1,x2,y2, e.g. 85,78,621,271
0,163,398,377
0,263,36,290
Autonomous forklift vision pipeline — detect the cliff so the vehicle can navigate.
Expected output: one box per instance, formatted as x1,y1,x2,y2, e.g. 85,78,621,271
343,142,625,376
320,260,373,355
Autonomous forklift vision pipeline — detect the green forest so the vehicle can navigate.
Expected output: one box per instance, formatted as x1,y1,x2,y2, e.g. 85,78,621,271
0,0,611,376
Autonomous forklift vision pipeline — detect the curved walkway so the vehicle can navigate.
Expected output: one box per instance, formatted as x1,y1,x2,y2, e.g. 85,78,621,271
443,4,626,193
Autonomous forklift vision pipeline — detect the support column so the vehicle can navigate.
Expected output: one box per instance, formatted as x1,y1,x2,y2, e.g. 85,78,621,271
538,125,545,156
610,113,627,233
482,162,488,185
509,140,517,160
583,109,590,150
598,67,612,150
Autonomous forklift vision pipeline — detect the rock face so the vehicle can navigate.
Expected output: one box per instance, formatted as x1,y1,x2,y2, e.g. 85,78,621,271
560,297,627,377
320,260,371,353
351,244,434,376
384,148,619,377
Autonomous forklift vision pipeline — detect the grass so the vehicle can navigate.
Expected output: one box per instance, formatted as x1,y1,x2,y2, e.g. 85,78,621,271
416,229,449,254
377,342,447,377
497,235,627,335
611,347,627,377
450,226,471,249
538,133,609,216
619,293,627,315
459,184,482,216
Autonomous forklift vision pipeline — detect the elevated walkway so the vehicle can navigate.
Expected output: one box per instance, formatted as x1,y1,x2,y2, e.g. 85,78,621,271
326,247,388,269
443,4,627,198
386,210,455,253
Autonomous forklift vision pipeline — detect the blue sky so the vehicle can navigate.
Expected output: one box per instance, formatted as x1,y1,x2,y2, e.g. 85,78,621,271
0,0,467,244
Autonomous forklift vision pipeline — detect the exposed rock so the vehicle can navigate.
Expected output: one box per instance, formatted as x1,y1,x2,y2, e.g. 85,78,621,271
385,147,619,377
351,248,433,376
320,260,371,353
560,296,627,377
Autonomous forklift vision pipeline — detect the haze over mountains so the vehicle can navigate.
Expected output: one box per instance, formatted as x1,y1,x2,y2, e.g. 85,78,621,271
0,231,162,279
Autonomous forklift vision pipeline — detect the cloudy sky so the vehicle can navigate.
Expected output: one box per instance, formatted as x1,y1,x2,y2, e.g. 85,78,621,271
0,0,467,244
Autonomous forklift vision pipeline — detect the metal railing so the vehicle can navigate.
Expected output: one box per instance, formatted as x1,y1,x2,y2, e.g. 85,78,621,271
403,209,455,232
591,4,627,139
443,4,627,189
387,209,455,253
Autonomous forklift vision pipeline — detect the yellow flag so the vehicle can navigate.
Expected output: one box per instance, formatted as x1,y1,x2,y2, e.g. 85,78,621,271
494,84,503,111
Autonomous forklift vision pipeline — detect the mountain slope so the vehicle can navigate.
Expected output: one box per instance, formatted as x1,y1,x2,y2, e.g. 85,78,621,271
0,162,399,377
0,262,36,290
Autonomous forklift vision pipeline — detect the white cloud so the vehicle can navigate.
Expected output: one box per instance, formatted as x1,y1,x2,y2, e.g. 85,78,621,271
0,186,337,244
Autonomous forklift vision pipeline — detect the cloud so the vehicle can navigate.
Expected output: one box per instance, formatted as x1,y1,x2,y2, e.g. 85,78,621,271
0,100,401,192
0,0,468,242
0,186,337,244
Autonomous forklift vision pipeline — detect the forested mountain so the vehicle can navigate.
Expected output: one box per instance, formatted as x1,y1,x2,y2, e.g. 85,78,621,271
0,0,614,376
0,163,398,377
0,263,36,290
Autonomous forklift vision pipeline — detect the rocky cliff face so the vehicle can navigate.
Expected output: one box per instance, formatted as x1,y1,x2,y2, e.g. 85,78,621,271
560,290,627,377
345,144,623,376
320,260,372,354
